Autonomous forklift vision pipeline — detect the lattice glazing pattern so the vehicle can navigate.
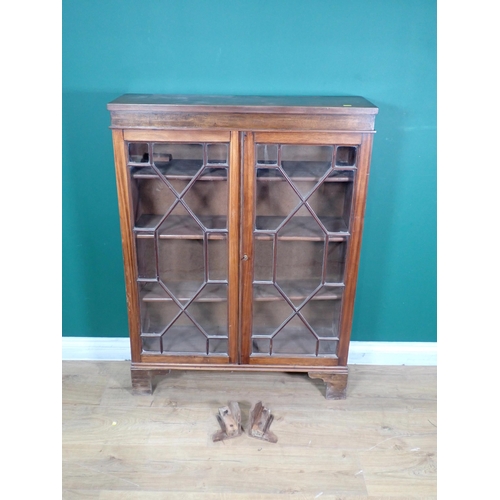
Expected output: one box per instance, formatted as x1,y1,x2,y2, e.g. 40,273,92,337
128,142,230,355
251,143,357,357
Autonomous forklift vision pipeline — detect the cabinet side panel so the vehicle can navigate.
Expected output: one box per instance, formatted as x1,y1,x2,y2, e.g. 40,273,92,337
228,131,241,363
337,133,374,365
112,129,141,361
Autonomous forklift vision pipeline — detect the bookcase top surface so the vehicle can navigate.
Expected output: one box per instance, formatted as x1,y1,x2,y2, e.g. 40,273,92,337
107,94,378,115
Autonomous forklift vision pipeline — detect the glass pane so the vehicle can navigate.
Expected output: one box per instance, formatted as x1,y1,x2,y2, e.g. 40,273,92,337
318,340,338,356
142,336,161,353
129,142,149,164
275,204,324,240
325,242,347,283
256,144,278,165
186,284,228,338
254,235,274,281
139,283,180,334
252,285,294,337
272,316,317,355
153,143,203,173
307,180,353,233
300,293,342,338
158,231,205,302
281,145,333,198
276,238,324,308
207,143,228,165
182,168,228,230
161,313,207,354
136,234,156,279
152,143,204,196
252,338,270,354
255,168,301,231
207,236,228,281
209,338,228,354
335,146,357,167
132,175,176,229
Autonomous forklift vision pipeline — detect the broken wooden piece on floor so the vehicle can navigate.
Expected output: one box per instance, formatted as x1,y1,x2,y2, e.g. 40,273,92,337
212,401,243,442
248,401,278,443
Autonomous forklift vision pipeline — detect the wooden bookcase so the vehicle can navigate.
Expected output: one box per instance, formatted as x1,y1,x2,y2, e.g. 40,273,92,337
107,94,378,399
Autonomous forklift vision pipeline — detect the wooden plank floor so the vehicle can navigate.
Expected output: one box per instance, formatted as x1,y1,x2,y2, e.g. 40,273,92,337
62,362,436,499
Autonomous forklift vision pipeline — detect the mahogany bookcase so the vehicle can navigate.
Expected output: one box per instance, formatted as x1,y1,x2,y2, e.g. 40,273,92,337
108,94,378,399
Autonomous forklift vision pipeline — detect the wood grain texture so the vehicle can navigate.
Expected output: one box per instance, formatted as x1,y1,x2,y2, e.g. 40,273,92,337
123,129,230,143
109,111,376,132
253,131,364,145
239,132,256,364
228,131,241,364
111,130,141,362
63,362,436,499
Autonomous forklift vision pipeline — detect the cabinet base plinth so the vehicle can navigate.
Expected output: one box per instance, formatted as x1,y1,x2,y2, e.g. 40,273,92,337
308,370,348,400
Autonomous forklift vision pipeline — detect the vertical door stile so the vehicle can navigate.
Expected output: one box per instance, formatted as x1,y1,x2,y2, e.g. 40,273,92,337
240,132,255,364
228,131,241,364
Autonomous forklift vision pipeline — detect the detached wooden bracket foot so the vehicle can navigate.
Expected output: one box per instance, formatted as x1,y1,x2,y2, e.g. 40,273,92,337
309,370,348,400
212,402,243,442
248,401,278,443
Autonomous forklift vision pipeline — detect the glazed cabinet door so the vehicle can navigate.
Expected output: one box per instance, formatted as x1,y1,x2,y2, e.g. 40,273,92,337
240,131,371,367
113,130,240,364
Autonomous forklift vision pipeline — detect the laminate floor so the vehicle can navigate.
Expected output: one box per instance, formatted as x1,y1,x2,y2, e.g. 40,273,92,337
62,362,437,499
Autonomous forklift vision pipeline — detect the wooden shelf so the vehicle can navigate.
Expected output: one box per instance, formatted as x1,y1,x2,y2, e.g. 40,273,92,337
255,216,349,240
252,328,339,342
130,161,353,183
140,281,227,303
135,215,347,240
135,214,228,236
141,280,341,304
253,281,343,302
131,160,226,180
256,162,354,182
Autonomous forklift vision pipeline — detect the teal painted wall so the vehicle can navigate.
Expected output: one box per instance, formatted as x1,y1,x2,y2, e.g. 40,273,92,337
63,0,436,341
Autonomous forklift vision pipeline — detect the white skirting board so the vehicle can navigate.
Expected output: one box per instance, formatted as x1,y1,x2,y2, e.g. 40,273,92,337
61,338,437,365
